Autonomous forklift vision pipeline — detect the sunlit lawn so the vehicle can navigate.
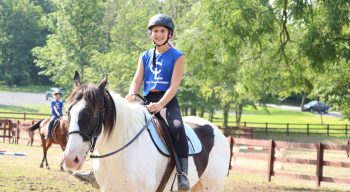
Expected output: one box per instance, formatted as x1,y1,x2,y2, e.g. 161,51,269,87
210,105,350,125
0,85,51,93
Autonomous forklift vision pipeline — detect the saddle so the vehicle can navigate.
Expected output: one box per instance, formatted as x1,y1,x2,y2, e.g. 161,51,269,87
148,114,202,156
147,111,202,192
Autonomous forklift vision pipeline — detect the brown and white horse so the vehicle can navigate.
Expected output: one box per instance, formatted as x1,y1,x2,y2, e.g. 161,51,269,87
63,72,230,191
28,117,68,170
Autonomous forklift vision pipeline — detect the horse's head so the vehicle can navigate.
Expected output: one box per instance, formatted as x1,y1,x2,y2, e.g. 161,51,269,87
63,71,116,170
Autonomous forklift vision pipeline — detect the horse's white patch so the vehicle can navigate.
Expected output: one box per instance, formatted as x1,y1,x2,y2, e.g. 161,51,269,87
63,99,90,170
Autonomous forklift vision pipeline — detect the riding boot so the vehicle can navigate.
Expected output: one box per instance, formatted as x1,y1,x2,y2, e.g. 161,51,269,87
46,120,54,139
73,171,100,189
178,157,190,191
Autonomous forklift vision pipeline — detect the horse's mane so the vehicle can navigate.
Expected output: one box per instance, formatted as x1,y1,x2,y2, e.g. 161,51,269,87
68,83,147,141
68,83,116,138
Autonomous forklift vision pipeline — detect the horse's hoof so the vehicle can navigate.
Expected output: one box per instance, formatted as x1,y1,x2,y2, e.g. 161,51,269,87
47,167,50,170
68,170,73,174
60,169,65,172
40,165,43,168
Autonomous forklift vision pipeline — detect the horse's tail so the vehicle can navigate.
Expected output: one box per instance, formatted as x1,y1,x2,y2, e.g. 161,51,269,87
28,120,42,132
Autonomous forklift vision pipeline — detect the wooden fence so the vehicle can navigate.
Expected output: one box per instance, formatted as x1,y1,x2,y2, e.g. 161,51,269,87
0,119,13,143
0,118,41,145
0,111,48,121
228,137,350,187
220,121,350,137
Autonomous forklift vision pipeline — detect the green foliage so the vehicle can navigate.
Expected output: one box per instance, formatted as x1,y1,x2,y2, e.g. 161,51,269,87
2,0,350,123
0,0,49,86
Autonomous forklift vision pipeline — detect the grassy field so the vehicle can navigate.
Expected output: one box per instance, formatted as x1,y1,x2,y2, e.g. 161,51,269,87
1,142,349,192
0,85,52,93
211,106,350,125
0,104,50,120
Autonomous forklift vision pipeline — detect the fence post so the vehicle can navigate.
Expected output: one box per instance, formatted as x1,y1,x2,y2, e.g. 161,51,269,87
327,124,330,136
307,124,310,136
267,139,275,182
346,124,348,136
8,121,12,143
229,137,234,170
286,123,289,135
316,143,324,187
244,122,247,127
265,123,268,135
24,112,27,121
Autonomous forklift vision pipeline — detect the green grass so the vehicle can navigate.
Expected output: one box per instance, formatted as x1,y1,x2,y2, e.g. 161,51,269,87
0,104,50,120
209,106,350,125
0,85,52,93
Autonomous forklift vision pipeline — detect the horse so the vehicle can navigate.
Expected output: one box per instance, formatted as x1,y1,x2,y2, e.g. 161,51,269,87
28,117,69,171
63,72,231,192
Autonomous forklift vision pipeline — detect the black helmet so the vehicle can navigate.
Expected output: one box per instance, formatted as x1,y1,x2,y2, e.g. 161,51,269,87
147,14,174,32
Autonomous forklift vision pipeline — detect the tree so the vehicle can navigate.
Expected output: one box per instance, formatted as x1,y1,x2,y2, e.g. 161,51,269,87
0,0,47,85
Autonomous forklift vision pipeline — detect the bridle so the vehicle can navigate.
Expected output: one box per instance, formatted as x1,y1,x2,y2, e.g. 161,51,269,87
67,93,105,154
67,91,151,159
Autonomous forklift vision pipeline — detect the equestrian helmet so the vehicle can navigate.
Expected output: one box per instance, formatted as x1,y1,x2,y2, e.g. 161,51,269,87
147,14,174,32
53,90,63,96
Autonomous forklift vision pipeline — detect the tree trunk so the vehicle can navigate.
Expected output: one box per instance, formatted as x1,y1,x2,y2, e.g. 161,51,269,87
184,107,188,116
209,108,214,122
190,108,196,116
235,103,243,126
222,103,230,129
199,107,205,117
301,92,306,111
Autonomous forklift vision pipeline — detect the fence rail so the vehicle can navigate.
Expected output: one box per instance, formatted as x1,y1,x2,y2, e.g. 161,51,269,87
0,111,48,121
229,137,350,187
220,121,350,137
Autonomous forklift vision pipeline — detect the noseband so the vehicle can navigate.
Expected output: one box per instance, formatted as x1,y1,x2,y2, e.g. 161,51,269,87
67,94,105,153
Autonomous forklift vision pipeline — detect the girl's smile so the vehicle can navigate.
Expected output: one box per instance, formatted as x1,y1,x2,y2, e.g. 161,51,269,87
151,25,170,45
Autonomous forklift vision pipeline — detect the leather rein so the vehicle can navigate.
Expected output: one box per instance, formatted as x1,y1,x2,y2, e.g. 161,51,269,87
67,93,151,159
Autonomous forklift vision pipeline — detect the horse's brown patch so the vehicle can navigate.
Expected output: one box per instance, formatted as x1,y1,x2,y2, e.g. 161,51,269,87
187,122,215,178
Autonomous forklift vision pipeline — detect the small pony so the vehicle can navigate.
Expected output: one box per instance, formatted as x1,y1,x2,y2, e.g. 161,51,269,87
28,117,68,171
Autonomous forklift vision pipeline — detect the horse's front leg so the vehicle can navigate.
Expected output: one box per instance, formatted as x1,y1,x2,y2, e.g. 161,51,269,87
60,159,64,172
45,141,53,170
60,147,65,172
40,140,47,168
40,156,45,168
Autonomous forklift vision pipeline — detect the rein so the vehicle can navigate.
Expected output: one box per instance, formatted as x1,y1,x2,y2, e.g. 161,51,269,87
67,91,153,159
90,114,152,159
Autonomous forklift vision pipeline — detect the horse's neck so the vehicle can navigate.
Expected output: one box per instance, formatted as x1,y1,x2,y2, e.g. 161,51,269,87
99,96,147,149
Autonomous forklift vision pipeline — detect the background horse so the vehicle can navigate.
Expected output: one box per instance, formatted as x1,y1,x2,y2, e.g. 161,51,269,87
63,72,230,191
28,117,68,171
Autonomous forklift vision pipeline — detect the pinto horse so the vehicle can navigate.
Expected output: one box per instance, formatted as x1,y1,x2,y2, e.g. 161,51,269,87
28,117,68,170
63,72,230,192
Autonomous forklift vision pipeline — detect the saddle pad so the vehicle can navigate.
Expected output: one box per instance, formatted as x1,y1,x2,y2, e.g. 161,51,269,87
147,120,202,157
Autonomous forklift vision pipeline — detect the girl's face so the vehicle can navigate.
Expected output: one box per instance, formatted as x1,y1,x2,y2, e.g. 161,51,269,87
150,25,170,45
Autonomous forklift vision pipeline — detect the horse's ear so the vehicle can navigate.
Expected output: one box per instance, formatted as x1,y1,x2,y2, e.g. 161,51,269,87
73,71,81,87
98,74,108,91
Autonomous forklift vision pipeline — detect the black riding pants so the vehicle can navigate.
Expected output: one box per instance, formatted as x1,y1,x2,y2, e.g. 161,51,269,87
145,92,188,158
